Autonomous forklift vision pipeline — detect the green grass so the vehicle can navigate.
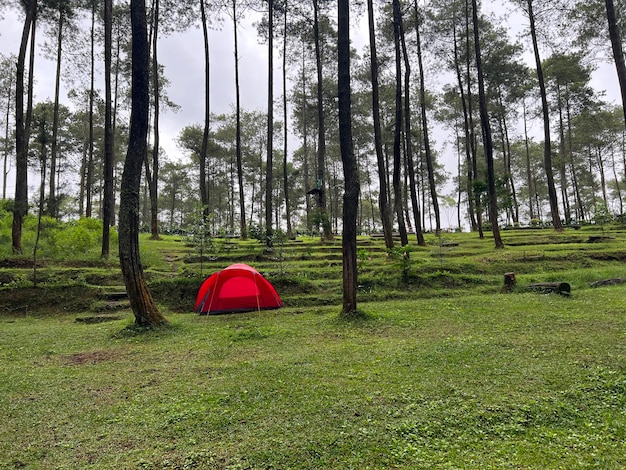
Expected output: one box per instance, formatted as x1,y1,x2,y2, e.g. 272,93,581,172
2,286,626,469
2,225,626,467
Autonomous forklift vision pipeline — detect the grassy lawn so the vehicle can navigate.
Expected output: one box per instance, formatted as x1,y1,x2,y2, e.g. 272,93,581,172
2,283,626,468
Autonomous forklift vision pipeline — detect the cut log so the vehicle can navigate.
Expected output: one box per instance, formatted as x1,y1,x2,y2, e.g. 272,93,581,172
590,278,626,288
527,282,571,295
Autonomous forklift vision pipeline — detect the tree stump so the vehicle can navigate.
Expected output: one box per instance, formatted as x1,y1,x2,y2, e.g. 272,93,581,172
502,272,517,292
527,282,571,295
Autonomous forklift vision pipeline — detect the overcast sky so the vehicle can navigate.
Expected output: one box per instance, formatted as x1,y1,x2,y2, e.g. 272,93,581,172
0,3,623,200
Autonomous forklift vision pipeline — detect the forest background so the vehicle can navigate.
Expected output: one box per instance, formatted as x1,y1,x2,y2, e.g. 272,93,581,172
0,0,625,240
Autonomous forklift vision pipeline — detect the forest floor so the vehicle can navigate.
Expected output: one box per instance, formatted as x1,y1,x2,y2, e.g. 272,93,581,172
1,225,626,468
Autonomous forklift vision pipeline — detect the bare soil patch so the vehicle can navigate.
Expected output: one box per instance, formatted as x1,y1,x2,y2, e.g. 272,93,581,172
61,349,124,366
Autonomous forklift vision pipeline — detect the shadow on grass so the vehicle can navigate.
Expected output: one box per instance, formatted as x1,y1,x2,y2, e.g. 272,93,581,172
111,321,181,340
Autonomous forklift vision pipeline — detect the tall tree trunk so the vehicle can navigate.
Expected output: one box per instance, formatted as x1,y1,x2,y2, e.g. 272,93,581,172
232,0,247,239
119,0,167,327
301,43,312,233
611,148,623,214
2,66,12,200
49,8,64,219
606,0,626,130
13,1,37,254
597,149,608,206
501,104,519,224
367,0,394,249
313,0,332,240
33,130,47,288
566,100,584,221
414,2,440,234
556,85,570,223
527,0,562,230
471,0,503,248
523,99,535,221
404,2,425,245
147,0,160,239
465,0,482,237
102,0,115,258
282,1,292,239
199,0,211,223
265,0,274,248
86,1,95,218
392,0,408,246
453,18,477,230
338,0,358,314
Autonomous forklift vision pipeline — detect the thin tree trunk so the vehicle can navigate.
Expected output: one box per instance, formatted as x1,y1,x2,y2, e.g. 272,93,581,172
49,8,64,219
2,67,11,200
232,0,247,239
282,1,292,239
453,18,477,230
404,2,425,245
465,0,482,237
472,0,503,248
265,0,274,248
414,1,440,234
102,0,114,258
34,137,47,287
147,0,161,239
527,0,562,230
313,0,332,240
86,1,95,218
199,0,211,221
367,0,394,248
392,0,408,246
566,100,584,221
611,148,623,214
301,43,312,233
556,85,570,223
523,100,535,220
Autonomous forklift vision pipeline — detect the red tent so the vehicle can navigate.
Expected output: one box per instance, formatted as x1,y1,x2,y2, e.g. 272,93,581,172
194,263,283,314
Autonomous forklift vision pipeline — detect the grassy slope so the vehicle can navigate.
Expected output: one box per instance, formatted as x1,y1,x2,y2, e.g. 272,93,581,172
1,227,626,468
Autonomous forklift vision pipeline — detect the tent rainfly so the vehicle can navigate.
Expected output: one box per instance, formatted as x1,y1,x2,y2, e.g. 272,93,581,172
194,263,283,314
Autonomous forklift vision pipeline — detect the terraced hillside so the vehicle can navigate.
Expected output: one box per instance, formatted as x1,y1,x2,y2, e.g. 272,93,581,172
2,224,626,319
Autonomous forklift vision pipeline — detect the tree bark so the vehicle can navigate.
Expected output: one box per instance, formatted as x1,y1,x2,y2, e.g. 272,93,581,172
452,18,477,231
199,0,211,222
282,1,292,239
86,0,95,218
338,0,359,315
232,0,247,239
414,2,440,234
49,7,64,219
404,2,425,246
472,0,504,248
119,0,167,327
313,0,333,240
102,0,114,258
265,0,274,248
13,1,37,254
392,0,408,246
527,0,562,230
465,0,483,238
606,0,626,130
147,0,161,240
366,0,394,249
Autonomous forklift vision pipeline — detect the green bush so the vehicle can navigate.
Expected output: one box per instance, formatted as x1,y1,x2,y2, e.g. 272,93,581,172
0,211,117,260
